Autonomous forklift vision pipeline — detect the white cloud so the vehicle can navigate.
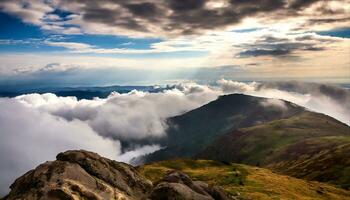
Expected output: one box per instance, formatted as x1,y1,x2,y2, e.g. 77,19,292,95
44,41,94,50
117,145,162,163
0,0,53,25
260,98,288,111
216,79,350,124
15,84,221,140
0,98,121,195
217,79,258,93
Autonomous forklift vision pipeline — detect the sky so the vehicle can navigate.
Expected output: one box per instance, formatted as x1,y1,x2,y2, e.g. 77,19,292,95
0,0,349,87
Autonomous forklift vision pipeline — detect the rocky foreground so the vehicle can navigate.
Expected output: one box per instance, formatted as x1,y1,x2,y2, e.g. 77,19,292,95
3,150,234,200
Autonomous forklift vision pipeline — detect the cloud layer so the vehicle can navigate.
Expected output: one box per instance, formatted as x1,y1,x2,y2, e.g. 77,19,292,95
0,0,348,37
0,98,121,195
15,84,221,140
0,80,349,196
218,79,350,124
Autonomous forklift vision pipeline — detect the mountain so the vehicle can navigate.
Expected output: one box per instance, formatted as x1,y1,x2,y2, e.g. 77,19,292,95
142,94,350,188
2,150,234,200
196,111,350,188
144,94,305,162
4,151,350,200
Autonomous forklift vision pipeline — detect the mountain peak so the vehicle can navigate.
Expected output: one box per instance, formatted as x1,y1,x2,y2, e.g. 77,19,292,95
145,94,305,162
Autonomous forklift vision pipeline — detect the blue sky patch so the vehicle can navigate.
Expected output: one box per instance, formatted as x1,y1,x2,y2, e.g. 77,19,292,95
317,27,350,38
0,12,44,39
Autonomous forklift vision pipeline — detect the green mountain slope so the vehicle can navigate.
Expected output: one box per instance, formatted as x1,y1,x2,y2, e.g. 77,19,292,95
196,111,350,188
145,94,304,162
138,159,350,200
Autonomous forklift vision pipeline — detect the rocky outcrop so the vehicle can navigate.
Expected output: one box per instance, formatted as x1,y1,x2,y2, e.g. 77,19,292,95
149,171,235,200
3,150,235,200
3,150,152,200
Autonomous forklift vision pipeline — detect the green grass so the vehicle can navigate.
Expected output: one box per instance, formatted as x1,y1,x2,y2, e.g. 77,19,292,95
198,111,350,188
138,159,350,200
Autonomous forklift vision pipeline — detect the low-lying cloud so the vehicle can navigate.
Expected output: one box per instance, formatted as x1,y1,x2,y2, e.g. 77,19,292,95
0,98,120,195
260,98,289,111
15,84,221,140
218,79,350,124
0,80,349,196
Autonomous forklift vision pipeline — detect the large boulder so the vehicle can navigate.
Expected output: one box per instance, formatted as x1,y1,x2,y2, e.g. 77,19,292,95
149,171,235,200
3,150,152,200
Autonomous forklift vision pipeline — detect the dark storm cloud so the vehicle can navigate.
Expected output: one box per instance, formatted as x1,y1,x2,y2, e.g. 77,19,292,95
125,2,162,18
307,17,350,25
289,0,320,10
237,35,332,58
239,49,292,57
168,0,206,11
2,0,346,37
81,7,149,32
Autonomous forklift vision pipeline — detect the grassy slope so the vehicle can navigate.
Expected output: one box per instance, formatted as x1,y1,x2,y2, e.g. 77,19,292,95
138,159,350,200
145,94,304,162
196,111,350,188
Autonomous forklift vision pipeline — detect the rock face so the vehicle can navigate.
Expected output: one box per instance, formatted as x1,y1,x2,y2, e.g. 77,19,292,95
3,150,152,200
3,150,234,200
149,171,234,200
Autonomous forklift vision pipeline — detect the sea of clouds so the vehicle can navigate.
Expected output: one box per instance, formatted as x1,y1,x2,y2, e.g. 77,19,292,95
0,79,349,195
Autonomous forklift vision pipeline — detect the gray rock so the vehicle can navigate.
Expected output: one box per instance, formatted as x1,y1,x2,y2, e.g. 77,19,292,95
149,171,235,200
4,150,152,200
3,150,235,200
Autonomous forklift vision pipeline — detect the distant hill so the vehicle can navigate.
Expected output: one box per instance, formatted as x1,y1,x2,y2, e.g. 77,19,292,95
196,111,350,189
144,94,305,162
0,85,164,99
139,159,350,200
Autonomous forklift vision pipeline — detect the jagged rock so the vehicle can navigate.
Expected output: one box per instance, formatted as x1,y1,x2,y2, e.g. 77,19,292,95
56,150,152,198
3,150,235,200
149,171,235,200
3,150,152,200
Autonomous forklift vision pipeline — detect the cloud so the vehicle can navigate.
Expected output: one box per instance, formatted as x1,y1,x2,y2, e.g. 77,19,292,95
15,84,221,141
218,79,258,93
0,0,348,37
0,98,121,195
260,98,288,111
43,40,203,54
236,34,335,58
44,41,93,50
217,79,350,124
0,28,348,81
117,144,162,164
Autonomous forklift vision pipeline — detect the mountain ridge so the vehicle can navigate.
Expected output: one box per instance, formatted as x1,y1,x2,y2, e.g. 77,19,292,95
144,93,305,163
196,111,350,188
